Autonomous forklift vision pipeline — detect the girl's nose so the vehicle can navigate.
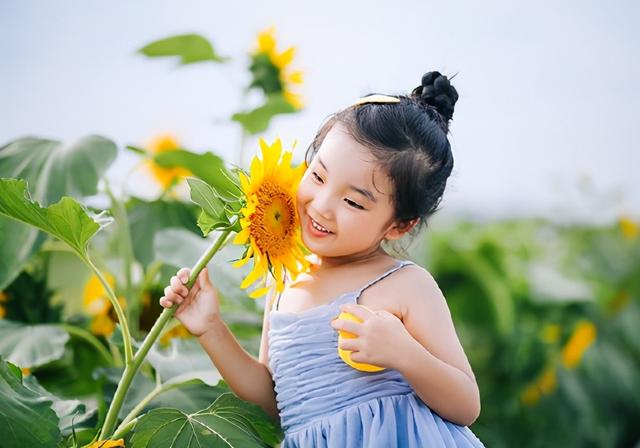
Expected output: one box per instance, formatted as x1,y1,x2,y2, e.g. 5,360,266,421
311,189,334,219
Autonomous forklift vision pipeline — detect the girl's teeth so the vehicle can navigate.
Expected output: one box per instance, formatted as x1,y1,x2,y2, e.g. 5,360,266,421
312,219,330,233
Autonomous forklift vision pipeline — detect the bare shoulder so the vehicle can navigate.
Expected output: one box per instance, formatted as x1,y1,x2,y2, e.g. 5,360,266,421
358,262,435,319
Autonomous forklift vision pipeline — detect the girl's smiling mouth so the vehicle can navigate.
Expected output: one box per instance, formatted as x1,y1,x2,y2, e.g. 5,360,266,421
306,214,334,236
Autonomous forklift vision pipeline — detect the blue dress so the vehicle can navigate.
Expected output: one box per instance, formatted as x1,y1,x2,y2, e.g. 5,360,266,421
268,258,485,447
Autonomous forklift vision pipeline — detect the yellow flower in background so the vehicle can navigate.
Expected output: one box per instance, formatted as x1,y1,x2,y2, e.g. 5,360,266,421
619,216,638,240
252,26,304,109
0,291,7,319
232,137,311,299
83,273,126,337
159,323,191,346
144,133,192,190
87,439,125,448
21,366,31,377
561,320,597,369
520,365,557,406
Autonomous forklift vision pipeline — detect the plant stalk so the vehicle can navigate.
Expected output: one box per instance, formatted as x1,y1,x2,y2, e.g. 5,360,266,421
98,224,236,439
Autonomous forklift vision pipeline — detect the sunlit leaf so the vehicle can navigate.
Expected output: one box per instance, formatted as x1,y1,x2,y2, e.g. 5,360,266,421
0,178,112,260
130,392,282,447
138,34,230,65
0,135,117,289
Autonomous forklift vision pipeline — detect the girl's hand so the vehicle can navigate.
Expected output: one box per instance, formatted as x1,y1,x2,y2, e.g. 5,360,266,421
330,303,416,370
158,267,221,337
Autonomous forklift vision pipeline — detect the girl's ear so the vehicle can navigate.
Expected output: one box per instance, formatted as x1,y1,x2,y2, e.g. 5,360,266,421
383,218,419,241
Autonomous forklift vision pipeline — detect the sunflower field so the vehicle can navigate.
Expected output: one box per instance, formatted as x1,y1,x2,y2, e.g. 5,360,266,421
1,27,639,448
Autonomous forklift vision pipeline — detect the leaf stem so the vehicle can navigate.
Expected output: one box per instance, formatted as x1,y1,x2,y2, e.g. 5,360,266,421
59,323,113,365
98,223,236,439
84,256,134,365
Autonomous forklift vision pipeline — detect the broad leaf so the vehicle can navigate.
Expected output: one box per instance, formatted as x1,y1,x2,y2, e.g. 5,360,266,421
154,149,242,203
0,135,117,289
186,177,226,219
0,356,61,446
0,178,112,260
23,374,97,436
138,34,230,65
231,93,297,135
130,392,282,448
0,319,69,368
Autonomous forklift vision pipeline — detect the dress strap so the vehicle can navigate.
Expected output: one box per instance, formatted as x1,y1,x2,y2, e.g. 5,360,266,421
355,259,415,302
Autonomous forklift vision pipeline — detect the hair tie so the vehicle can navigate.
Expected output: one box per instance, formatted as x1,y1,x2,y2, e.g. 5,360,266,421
351,94,400,107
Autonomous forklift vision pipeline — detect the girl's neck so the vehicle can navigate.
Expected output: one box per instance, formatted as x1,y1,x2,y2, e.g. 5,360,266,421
309,247,392,273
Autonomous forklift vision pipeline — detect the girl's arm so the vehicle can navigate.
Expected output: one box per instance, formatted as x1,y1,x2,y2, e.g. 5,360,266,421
197,287,280,423
395,268,481,427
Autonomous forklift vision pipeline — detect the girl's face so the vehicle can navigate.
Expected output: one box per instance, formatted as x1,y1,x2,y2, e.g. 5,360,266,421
296,122,400,265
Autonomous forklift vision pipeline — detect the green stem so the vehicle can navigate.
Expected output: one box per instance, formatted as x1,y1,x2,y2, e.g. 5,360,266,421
84,256,134,365
110,417,139,441
98,225,236,439
103,180,138,338
59,324,113,365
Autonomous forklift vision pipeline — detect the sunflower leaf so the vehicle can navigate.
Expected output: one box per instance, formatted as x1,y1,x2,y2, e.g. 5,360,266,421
0,178,112,260
0,356,62,446
137,34,230,65
231,93,297,135
0,320,69,368
186,178,226,218
129,392,282,448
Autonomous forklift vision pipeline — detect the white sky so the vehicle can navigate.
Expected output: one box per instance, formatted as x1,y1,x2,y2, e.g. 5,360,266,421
1,0,638,226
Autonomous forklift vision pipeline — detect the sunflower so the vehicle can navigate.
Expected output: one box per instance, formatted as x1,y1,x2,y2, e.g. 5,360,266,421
561,320,597,369
144,133,192,191
87,439,125,448
83,273,126,337
251,26,304,110
231,137,311,299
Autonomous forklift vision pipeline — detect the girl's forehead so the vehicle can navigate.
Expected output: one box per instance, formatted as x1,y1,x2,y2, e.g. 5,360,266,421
314,126,393,198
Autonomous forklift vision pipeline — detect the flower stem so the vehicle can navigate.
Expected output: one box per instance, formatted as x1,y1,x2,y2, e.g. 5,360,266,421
84,256,134,365
98,224,236,439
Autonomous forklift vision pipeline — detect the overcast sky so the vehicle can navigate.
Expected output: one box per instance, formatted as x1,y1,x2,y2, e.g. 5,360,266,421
1,0,638,225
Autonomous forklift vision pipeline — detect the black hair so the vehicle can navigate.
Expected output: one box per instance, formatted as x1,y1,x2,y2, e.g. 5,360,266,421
304,71,459,258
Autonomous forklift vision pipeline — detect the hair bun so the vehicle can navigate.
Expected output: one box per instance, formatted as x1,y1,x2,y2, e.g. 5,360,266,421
411,71,459,122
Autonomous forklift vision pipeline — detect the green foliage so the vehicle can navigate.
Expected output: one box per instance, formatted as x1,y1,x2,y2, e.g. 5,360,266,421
130,393,282,448
232,93,297,135
0,320,69,369
0,136,117,290
0,356,62,447
138,34,230,65
0,178,113,261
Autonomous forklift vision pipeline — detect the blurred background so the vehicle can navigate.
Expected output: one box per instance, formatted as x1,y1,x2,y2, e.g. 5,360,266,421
1,1,639,447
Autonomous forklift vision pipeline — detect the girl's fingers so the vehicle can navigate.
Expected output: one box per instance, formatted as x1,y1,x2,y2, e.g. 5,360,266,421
163,287,184,304
177,267,191,283
170,275,189,296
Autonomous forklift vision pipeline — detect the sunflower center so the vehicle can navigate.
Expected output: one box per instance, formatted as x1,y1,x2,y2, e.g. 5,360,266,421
250,181,297,256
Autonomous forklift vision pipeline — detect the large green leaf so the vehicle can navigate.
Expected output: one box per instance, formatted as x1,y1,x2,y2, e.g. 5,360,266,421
0,135,117,289
130,392,282,448
23,374,97,436
138,34,230,65
0,356,61,446
231,93,297,135
0,319,69,368
153,150,242,203
0,178,112,260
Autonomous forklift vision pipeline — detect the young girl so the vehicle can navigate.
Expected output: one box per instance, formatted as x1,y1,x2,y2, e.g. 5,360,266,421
160,71,485,447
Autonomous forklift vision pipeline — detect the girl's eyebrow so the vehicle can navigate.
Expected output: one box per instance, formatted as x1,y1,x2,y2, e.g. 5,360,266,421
317,156,378,203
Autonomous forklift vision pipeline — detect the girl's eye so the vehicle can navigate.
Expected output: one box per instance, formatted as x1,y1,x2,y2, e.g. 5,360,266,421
345,199,364,210
312,172,365,210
